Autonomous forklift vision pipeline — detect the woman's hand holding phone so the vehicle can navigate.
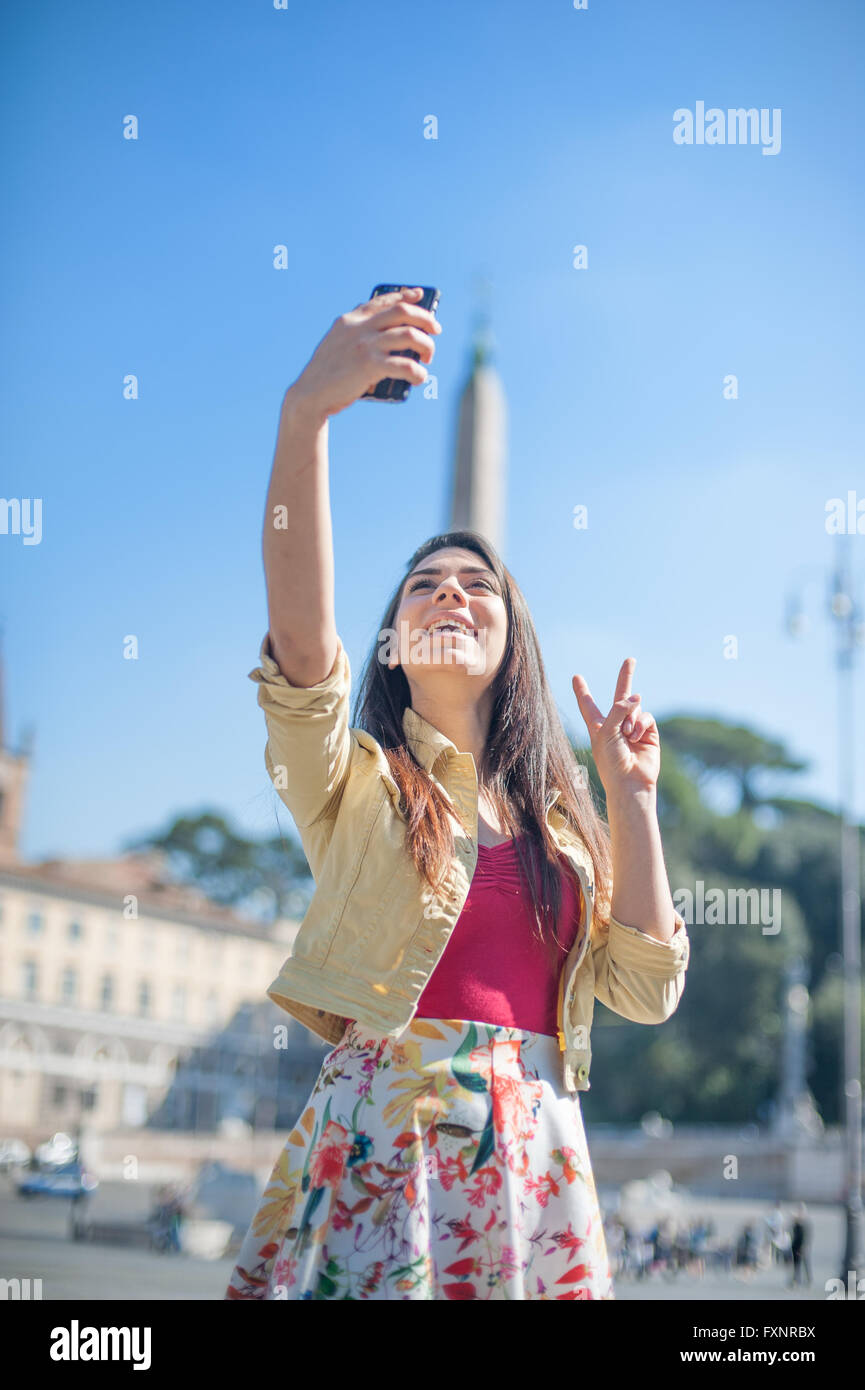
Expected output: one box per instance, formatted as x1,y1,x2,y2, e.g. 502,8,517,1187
283,287,441,424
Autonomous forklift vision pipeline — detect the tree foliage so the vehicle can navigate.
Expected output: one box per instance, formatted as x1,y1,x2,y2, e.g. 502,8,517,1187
575,716,863,1126
123,809,314,923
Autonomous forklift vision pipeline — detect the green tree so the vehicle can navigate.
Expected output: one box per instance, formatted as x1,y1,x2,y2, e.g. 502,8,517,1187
658,716,808,813
124,810,313,923
569,714,864,1126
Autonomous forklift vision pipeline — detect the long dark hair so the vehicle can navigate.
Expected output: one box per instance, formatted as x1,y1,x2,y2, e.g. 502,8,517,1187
351,530,613,949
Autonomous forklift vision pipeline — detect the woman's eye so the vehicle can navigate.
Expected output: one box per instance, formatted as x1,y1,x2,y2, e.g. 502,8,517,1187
408,578,493,592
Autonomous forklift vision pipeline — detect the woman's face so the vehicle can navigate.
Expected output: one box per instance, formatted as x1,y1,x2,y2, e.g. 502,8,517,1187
386,546,509,688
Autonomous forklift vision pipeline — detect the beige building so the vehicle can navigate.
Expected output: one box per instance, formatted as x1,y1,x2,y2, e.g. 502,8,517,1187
0,856,297,1140
0,661,309,1144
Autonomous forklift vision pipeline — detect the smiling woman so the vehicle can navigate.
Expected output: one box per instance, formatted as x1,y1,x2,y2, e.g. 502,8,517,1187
354,531,610,925
226,289,689,1302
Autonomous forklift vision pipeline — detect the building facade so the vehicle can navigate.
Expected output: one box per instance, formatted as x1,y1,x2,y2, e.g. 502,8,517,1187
0,854,328,1141
0,672,325,1142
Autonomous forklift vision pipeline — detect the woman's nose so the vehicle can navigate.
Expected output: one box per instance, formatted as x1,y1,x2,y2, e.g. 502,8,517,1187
435,582,467,602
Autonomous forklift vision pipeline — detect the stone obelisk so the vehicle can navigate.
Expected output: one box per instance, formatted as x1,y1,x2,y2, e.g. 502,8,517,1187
448,292,507,556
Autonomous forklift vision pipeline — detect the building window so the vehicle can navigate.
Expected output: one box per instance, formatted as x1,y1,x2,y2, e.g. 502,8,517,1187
205,991,220,1028
53,1084,67,1105
100,975,115,1010
81,1087,98,1111
122,1084,148,1127
21,960,38,999
67,919,84,942
60,967,78,1005
26,911,44,936
171,986,186,1022
106,924,120,950
137,980,152,1017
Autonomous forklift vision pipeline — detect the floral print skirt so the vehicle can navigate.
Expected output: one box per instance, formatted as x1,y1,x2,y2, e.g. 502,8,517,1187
224,1016,615,1300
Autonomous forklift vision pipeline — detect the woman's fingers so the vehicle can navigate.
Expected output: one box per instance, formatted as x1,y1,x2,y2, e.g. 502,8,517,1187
575,672,642,738
627,710,655,742
613,657,636,706
622,698,642,736
363,285,422,309
606,657,639,731
373,353,429,385
368,294,441,336
377,324,437,364
572,675,605,736
617,693,641,735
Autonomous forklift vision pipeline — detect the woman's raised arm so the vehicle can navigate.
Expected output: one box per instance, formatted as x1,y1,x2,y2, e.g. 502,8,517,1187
263,394,338,688
262,286,440,688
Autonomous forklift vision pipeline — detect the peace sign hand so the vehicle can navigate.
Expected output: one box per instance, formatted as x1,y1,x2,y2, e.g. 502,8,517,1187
571,658,661,801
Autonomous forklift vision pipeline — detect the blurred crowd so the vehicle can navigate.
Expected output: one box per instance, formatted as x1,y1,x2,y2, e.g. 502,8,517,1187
604,1202,813,1288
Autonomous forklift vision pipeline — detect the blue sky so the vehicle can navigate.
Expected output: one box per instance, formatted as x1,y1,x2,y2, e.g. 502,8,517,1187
3,0,864,866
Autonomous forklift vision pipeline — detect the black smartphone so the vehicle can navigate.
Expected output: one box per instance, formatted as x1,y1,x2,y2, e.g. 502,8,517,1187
360,284,441,402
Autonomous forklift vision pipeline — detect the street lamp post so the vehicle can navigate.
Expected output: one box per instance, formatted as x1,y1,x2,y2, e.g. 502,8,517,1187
786,535,864,1286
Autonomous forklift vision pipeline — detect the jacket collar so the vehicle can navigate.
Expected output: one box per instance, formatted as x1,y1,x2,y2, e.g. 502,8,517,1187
400,704,565,816
401,704,460,773
397,705,590,880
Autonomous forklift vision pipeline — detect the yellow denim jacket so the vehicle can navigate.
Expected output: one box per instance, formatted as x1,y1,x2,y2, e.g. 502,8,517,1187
249,631,690,1094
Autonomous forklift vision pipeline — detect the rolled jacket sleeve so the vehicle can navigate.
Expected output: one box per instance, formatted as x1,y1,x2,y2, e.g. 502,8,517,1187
248,631,353,832
591,910,690,1025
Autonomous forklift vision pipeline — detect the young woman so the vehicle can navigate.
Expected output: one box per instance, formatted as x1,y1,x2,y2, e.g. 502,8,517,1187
225,287,690,1301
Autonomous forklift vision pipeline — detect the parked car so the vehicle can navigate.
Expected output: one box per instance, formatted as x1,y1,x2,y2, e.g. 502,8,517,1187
0,1138,32,1173
34,1132,77,1168
16,1161,98,1199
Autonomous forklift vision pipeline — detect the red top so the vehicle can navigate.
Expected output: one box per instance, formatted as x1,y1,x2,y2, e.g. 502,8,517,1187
415,832,584,1037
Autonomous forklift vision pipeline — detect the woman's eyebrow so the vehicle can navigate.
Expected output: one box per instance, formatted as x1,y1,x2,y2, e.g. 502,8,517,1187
407,565,497,578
